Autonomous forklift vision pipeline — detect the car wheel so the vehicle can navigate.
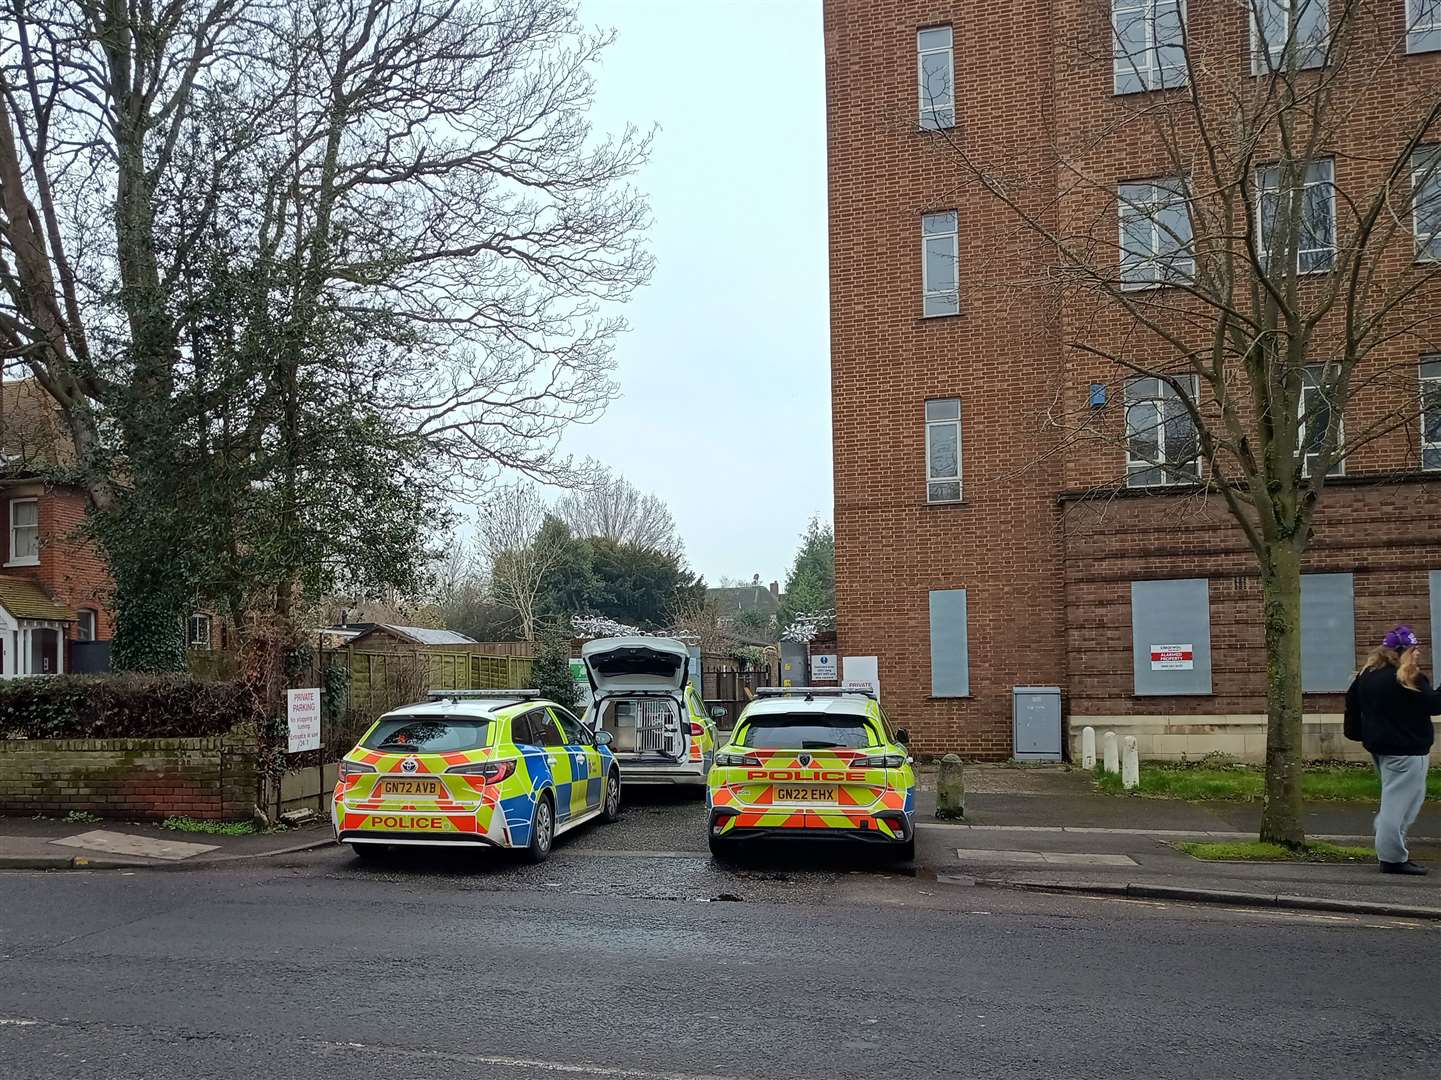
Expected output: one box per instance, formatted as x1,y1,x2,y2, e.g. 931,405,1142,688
523,793,555,864
601,769,622,823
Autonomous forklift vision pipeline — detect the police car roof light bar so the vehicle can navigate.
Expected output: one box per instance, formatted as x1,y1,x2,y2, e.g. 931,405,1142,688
426,688,542,701
754,686,877,701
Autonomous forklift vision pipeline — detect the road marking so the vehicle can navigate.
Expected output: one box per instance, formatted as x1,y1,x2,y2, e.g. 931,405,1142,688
918,823,1434,843
563,849,707,859
952,849,1139,867
0,1018,39,1026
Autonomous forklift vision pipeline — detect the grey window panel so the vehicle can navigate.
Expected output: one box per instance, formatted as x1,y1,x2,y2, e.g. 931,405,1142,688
1431,571,1441,666
1131,579,1213,696
929,589,970,697
1301,573,1355,693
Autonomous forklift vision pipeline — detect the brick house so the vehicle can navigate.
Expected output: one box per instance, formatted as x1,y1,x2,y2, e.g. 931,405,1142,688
824,3,1441,758
0,380,112,674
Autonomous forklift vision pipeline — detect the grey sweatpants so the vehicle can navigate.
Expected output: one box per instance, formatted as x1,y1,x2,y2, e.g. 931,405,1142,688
1373,754,1430,864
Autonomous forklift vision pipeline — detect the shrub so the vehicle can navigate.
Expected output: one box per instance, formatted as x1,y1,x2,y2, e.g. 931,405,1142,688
532,627,579,714
0,675,262,740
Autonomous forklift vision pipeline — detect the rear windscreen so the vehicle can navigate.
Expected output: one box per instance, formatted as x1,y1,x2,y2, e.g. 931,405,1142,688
592,649,683,678
738,714,876,750
361,716,491,753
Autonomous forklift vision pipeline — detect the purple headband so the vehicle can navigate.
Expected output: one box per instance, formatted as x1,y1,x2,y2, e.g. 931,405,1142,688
1383,626,1419,651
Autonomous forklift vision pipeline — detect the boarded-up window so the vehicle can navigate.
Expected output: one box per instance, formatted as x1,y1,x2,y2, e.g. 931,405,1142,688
1301,573,1355,692
929,589,970,697
1131,579,1213,696
1431,571,1441,664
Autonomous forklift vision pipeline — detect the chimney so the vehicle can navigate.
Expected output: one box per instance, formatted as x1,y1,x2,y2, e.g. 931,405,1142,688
769,581,779,600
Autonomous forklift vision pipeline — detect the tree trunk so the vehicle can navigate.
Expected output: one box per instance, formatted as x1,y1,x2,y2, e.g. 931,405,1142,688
1259,543,1306,847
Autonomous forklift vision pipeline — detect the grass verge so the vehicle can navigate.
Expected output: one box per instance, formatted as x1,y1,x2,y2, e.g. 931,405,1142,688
160,816,257,837
1094,763,1441,802
1178,840,1375,863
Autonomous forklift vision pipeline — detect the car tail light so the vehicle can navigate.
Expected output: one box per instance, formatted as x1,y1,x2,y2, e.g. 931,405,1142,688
689,722,704,738
338,760,376,783
852,753,907,769
446,759,517,785
714,751,761,767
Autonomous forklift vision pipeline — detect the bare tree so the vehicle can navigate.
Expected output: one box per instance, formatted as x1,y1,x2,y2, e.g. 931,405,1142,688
0,0,654,658
930,1,1441,844
477,483,566,641
554,463,682,555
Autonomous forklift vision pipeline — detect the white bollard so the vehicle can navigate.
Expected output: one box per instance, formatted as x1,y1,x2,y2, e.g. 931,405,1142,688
1122,735,1140,790
1102,731,1119,774
1080,726,1097,770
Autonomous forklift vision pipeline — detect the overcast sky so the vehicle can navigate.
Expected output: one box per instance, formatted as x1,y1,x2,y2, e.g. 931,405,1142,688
566,0,831,587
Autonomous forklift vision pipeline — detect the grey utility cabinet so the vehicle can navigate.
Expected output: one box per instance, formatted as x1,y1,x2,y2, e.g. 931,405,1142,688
1012,687,1063,761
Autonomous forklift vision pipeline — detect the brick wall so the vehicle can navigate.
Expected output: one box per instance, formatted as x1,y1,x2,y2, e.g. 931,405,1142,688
824,1,1441,757
3,483,114,641
0,731,259,821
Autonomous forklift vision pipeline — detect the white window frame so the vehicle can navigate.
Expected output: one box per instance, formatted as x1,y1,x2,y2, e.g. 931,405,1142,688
1299,366,1345,478
1118,178,1195,289
917,26,955,130
1413,148,1441,263
1124,375,1201,488
188,613,212,650
6,498,39,568
921,211,960,317
1257,159,1336,275
1250,0,1329,75
1112,0,1188,95
76,609,97,642
925,398,963,504
1421,357,1441,472
1407,0,1441,54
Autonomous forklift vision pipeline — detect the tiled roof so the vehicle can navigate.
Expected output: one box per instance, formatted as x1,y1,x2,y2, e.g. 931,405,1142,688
0,380,74,472
0,576,76,621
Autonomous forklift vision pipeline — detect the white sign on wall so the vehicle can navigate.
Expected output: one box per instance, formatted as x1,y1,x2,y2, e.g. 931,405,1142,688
287,688,322,753
810,653,838,680
842,656,880,698
1149,644,1195,672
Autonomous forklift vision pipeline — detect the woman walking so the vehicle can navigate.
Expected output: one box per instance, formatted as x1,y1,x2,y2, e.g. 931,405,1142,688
1347,627,1441,876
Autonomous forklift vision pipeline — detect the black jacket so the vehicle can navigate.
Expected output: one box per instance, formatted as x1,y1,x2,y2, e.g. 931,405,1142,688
1346,666,1441,757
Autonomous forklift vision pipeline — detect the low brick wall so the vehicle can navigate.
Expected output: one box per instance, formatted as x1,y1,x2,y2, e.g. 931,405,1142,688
0,731,259,821
1070,713,1441,765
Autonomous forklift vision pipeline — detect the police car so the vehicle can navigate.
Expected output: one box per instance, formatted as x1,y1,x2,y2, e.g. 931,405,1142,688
705,687,916,860
333,689,620,863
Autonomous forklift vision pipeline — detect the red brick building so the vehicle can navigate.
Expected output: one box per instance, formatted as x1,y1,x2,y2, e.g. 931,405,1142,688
0,380,113,674
824,2,1441,758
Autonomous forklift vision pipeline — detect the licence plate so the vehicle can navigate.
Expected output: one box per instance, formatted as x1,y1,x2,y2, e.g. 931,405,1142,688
774,785,835,802
378,778,440,797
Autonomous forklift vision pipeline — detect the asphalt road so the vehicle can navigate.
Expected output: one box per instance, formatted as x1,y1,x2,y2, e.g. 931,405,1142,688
3,793,1440,1080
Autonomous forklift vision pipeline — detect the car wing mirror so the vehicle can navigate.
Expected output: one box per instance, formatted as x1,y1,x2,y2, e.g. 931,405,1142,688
894,727,910,746
595,730,614,747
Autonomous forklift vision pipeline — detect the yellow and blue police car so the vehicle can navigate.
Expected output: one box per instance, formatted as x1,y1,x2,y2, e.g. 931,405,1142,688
706,687,916,860
333,689,620,863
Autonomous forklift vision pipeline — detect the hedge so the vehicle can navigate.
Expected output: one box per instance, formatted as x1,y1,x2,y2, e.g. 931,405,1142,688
0,675,263,740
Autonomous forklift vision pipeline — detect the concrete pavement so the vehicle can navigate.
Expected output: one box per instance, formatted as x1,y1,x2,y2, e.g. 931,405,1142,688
0,814,334,869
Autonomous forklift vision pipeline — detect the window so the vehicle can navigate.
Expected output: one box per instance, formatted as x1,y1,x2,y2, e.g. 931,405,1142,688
929,589,970,697
525,709,565,747
917,26,955,129
1119,179,1194,287
1421,357,1441,471
1413,148,1440,262
1408,0,1441,53
8,498,38,566
1131,579,1213,696
1124,376,1200,487
187,613,212,649
1257,159,1336,274
76,610,97,642
737,715,877,750
925,398,962,503
1112,0,1187,94
550,708,589,745
362,716,492,753
921,211,959,317
1299,366,1344,477
1300,573,1355,692
1251,0,1329,73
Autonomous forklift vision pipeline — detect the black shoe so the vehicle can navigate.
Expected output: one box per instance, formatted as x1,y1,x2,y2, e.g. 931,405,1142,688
1379,861,1428,876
